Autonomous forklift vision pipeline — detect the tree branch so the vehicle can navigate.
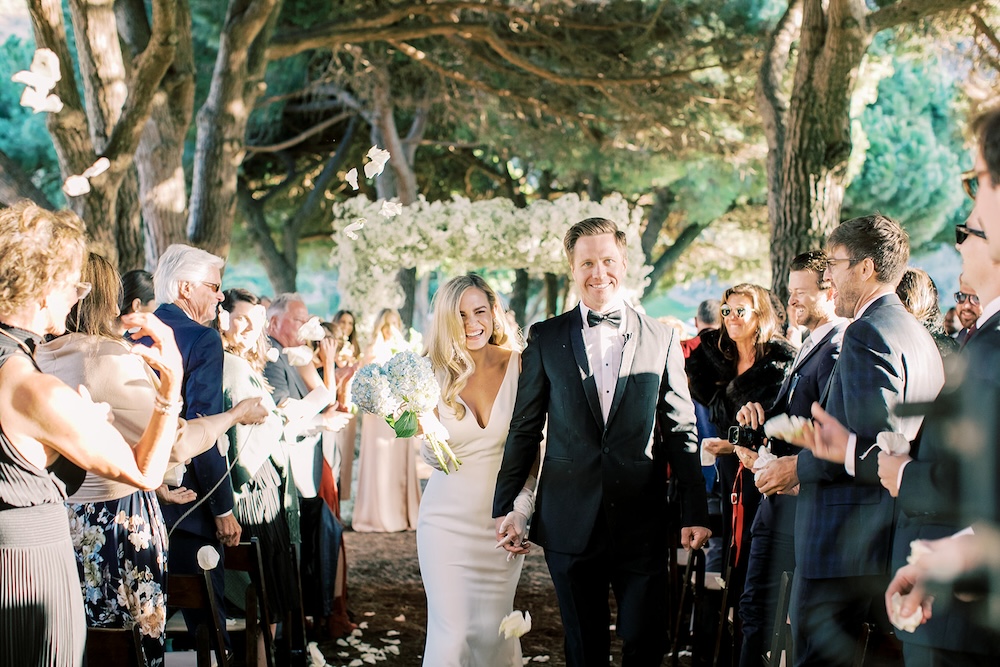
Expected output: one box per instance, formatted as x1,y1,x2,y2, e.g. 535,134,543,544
101,0,178,172
867,0,974,32
287,114,359,234
247,110,354,153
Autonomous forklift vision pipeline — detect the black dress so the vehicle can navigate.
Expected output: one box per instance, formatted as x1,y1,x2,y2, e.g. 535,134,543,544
0,324,86,667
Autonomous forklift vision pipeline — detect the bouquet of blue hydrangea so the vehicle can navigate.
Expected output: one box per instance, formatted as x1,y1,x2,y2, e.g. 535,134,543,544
351,351,461,473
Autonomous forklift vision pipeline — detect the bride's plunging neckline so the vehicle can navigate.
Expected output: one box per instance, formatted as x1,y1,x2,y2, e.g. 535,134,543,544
457,351,515,430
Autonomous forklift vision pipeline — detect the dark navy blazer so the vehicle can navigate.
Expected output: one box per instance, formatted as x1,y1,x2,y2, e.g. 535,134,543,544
152,302,234,538
795,294,944,580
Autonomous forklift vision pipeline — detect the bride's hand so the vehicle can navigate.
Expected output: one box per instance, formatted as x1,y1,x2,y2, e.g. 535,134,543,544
495,513,531,561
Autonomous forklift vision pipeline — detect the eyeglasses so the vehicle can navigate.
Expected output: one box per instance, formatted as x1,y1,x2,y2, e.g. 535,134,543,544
961,168,990,200
955,224,988,245
202,281,222,293
720,305,752,318
954,291,981,306
75,282,92,300
826,256,860,268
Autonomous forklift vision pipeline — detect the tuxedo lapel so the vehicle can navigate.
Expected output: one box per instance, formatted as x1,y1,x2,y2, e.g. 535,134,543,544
605,307,638,429
568,308,605,429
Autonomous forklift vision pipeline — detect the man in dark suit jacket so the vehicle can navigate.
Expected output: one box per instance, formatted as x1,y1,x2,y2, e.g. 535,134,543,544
795,215,945,666
493,218,711,667
149,243,236,644
878,207,1000,664
734,250,847,667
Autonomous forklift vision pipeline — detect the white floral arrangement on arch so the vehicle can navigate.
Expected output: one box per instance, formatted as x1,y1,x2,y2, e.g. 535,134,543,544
329,192,650,324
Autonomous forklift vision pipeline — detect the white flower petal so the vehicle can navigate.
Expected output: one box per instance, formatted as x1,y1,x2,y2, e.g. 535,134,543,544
21,86,63,114
344,218,366,240
386,645,400,655
350,628,363,638
62,175,91,197
499,610,532,639
363,611,376,617
531,657,550,663
31,48,61,84
82,157,111,179
266,348,280,363
283,346,314,367
346,167,359,190
364,146,391,178
307,641,327,667
386,629,400,636
335,638,349,647
348,660,363,667
358,621,369,630
379,201,403,218
298,316,326,342
196,545,220,571
217,309,231,332
392,614,405,622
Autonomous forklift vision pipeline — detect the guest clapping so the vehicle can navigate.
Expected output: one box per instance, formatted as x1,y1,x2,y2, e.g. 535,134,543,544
0,201,181,666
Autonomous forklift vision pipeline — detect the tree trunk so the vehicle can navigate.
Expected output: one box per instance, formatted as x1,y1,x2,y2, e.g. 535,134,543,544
116,167,144,270
371,79,428,330
545,273,561,317
510,269,529,327
116,0,195,269
188,0,283,258
761,0,974,304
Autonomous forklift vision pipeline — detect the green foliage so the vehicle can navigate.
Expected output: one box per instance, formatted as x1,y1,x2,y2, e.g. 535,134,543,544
0,36,63,205
843,54,970,249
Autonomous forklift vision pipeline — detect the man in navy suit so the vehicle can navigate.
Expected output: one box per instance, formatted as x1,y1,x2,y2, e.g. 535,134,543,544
493,218,711,667
151,244,237,644
734,250,848,667
794,215,944,665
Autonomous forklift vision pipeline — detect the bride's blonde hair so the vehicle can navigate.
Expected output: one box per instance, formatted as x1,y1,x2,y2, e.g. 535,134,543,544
427,274,512,421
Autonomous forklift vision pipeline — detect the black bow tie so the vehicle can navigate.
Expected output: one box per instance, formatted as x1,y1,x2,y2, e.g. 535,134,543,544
587,309,622,328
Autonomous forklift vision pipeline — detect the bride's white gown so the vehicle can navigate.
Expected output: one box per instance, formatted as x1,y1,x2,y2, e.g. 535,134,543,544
417,351,524,666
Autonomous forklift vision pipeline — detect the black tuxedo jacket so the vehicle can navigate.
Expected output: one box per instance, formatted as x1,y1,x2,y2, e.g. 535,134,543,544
758,320,846,536
493,306,708,566
795,294,944,579
152,303,234,538
890,309,1000,653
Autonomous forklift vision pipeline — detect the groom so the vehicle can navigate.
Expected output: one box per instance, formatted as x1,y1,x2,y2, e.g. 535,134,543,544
494,218,711,666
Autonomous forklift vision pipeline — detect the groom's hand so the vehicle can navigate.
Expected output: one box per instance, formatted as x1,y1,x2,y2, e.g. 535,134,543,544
495,514,531,560
681,525,711,550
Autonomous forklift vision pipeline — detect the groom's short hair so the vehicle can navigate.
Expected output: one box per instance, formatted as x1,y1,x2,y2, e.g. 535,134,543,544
563,217,627,262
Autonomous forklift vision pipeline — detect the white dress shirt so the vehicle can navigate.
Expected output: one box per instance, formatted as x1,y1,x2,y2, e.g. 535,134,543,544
579,300,626,423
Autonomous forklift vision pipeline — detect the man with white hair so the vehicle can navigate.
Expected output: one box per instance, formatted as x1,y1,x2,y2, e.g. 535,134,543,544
150,243,237,646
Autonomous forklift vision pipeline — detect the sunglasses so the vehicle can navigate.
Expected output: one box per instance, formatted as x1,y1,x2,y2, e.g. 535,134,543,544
955,224,987,245
954,292,981,306
202,281,222,293
721,305,752,318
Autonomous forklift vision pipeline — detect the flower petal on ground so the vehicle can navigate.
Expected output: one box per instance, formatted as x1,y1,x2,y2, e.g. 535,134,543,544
379,201,403,218
62,175,91,197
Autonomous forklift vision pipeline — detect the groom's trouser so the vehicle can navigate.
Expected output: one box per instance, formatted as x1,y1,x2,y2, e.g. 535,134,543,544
544,512,669,667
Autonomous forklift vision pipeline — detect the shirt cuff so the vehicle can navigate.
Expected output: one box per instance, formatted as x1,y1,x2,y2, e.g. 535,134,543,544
896,459,911,493
215,510,233,519
845,432,857,476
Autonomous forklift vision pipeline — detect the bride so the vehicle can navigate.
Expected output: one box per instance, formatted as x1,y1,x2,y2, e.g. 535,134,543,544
418,274,536,666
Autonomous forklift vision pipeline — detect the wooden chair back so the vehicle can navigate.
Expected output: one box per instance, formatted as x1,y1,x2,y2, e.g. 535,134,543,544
86,625,147,667
224,538,273,667
166,569,228,667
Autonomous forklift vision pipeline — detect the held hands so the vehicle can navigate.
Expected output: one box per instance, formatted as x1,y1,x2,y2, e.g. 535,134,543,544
495,514,531,561
877,452,911,497
681,526,712,550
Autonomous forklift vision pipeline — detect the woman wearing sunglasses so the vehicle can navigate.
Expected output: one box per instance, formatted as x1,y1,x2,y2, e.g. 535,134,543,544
685,283,795,650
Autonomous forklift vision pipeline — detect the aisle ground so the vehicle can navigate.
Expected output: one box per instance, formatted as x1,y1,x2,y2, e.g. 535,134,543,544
324,530,645,666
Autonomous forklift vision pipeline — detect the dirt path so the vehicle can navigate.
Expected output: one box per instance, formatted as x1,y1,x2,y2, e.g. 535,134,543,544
315,530,571,666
